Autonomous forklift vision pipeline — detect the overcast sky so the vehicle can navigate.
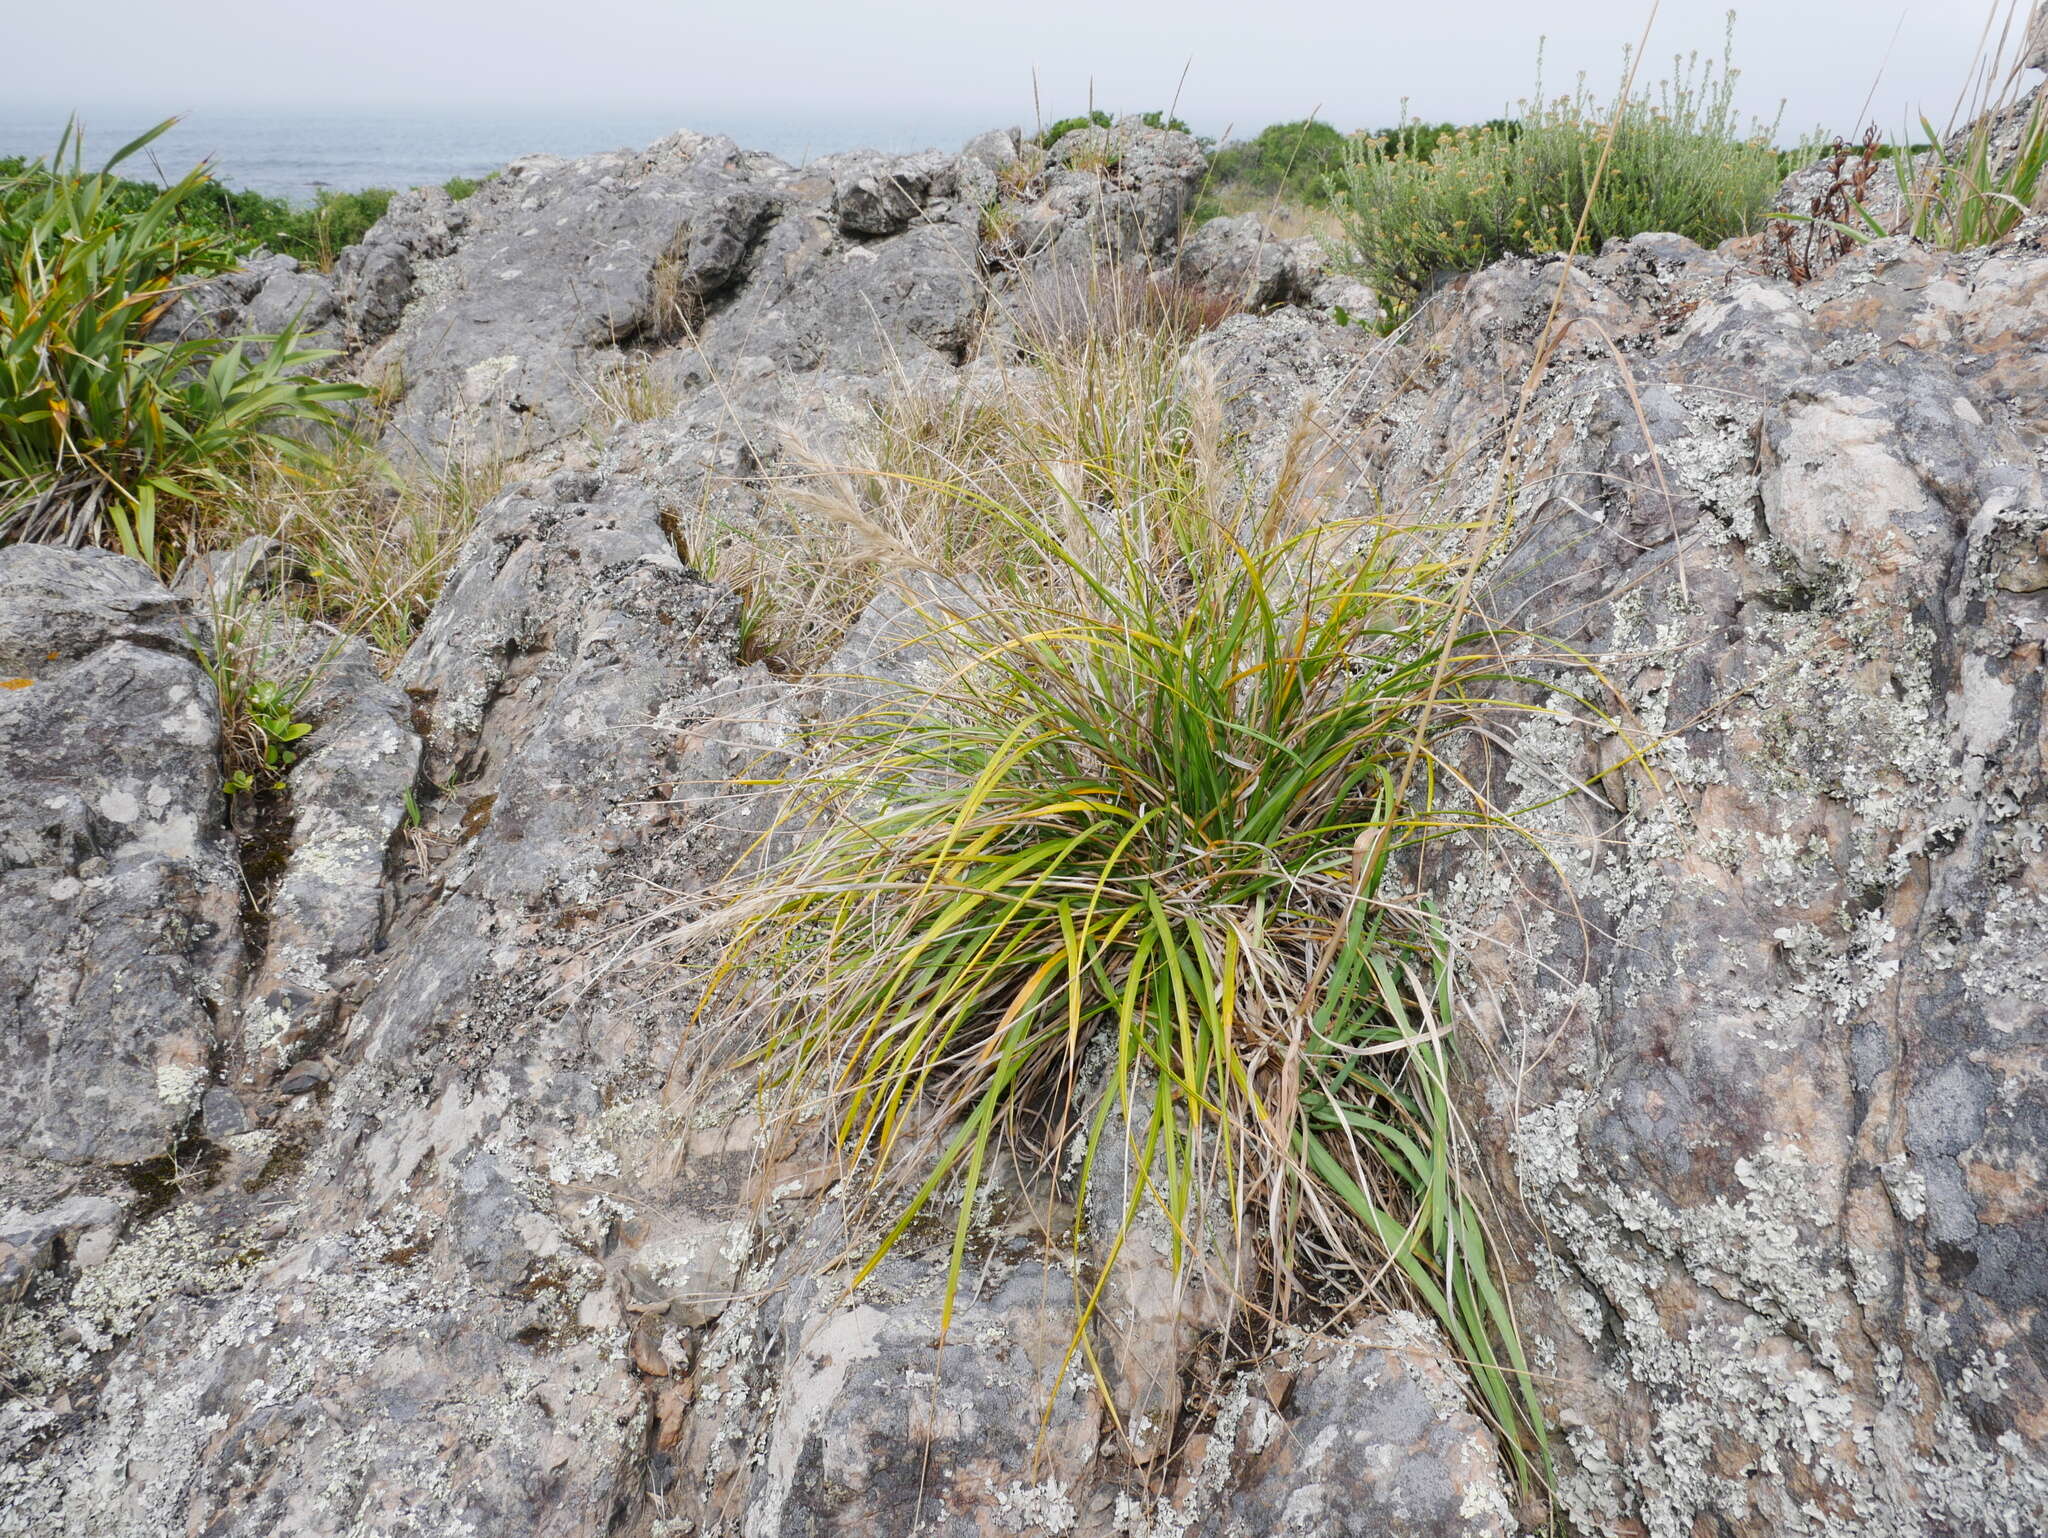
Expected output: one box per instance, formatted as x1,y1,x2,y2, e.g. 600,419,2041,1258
9,1,2032,143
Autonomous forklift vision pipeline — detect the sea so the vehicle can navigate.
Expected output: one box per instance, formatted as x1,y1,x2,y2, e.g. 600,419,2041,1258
0,106,1017,203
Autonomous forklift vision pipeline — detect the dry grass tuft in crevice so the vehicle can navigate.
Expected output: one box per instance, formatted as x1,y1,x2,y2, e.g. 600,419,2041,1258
206,447,503,663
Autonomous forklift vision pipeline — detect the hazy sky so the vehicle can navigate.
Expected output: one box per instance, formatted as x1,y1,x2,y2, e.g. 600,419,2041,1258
10,1,2033,142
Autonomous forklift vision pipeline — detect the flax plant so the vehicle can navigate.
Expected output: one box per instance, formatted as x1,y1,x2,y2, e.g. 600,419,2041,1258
0,120,362,565
694,302,1559,1491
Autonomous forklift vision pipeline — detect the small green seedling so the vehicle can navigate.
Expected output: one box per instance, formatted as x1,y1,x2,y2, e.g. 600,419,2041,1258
224,678,312,795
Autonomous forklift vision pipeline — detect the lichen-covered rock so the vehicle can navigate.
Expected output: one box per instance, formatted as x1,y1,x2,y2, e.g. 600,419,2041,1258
0,1196,122,1304
1182,1316,1515,1538
1346,228,2048,1538
1174,214,1305,308
234,634,421,1089
1040,121,1208,266
0,473,805,1536
361,132,779,465
356,130,1010,468
816,568,986,719
832,151,958,237
0,546,241,1170
740,1251,1106,1538
26,108,2048,1538
332,182,467,346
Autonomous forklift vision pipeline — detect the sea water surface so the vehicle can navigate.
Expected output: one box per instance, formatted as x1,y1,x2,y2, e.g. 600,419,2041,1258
0,106,1012,202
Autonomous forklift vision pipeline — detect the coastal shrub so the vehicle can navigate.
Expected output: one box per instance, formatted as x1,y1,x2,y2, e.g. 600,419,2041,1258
1205,118,1349,206
0,155,488,269
686,282,1560,1492
1333,30,1794,323
1037,109,1113,145
0,121,364,564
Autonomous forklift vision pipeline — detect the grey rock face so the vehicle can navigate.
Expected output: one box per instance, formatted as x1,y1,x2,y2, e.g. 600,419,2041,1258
1171,213,1376,319
34,112,2048,1538
332,183,467,345
737,1252,1106,1537
1192,1317,1515,1538
1324,228,2048,1538
235,633,421,1087
1175,213,1304,307
147,252,345,356
0,473,807,1535
816,568,986,719
1040,122,1208,266
0,547,240,1169
351,134,1011,466
362,133,776,465
833,158,932,237
0,1196,122,1304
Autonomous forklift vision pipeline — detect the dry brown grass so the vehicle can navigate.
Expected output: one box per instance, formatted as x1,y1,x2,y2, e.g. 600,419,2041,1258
207,448,503,662
1196,184,1345,242
661,262,1248,675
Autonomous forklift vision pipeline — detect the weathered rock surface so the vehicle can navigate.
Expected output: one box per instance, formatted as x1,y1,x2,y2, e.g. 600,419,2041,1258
0,547,240,1173
1173,213,1371,316
11,110,2048,1538
347,119,1208,473
1181,1317,1516,1538
148,250,345,356
1312,227,2048,1537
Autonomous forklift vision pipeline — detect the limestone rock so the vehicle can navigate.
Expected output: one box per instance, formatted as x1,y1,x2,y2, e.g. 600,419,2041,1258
17,110,2048,1538
0,1196,123,1303
235,633,421,1087
1175,214,1303,307
333,183,466,346
1194,1317,1516,1538
148,251,344,356
816,567,986,719
741,1251,1105,1538
0,546,241,1169
1351,228,2048,1538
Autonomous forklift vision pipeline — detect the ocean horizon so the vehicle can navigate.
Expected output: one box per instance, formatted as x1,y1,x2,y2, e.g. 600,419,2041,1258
0,104,1048,203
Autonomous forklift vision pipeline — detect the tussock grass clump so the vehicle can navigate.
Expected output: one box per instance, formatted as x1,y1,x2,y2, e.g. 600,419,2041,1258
0,121,363,564
689,289,1559,1490
1333,27,1794,323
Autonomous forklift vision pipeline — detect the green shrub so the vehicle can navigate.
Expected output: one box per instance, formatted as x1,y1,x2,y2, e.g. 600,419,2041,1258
0,155,397,270
1206,118,1350,205
1334,31,1795,324
0,121,366,564
697,292,1560,1492
1038,109,1114,145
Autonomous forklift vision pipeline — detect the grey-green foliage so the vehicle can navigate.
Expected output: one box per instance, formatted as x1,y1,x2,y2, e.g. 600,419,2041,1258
1333,27,1798,324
